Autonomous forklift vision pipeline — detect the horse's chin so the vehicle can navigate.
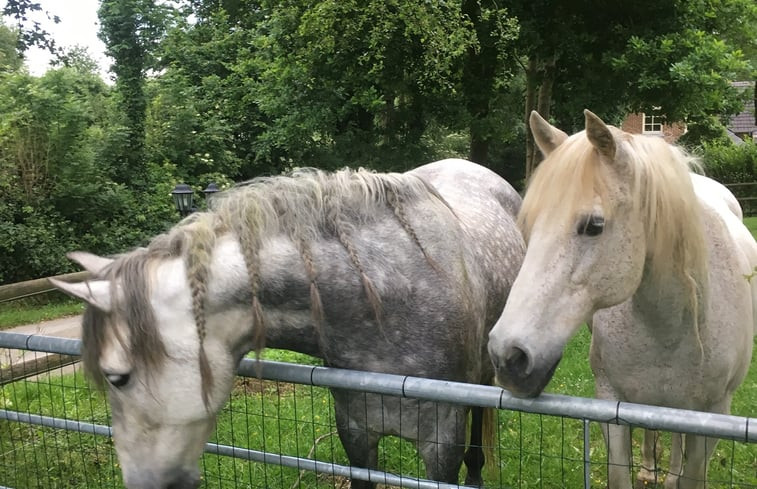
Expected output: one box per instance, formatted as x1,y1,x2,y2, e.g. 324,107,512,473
496,355,561,399
122,465,201,489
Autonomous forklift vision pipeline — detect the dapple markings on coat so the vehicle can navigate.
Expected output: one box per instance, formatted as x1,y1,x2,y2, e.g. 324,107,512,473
488,110,757,489
52,159,525,489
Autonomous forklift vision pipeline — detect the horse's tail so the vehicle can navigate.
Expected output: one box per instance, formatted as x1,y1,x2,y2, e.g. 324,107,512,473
466,406,498,483
482,406,498,471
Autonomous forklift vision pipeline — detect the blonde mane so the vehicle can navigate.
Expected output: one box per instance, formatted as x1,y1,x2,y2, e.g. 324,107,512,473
520,128,708,293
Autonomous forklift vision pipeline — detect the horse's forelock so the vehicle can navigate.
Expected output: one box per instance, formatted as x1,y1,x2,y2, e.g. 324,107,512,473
520,129,707,288
519,134,611,241
81,249,168,386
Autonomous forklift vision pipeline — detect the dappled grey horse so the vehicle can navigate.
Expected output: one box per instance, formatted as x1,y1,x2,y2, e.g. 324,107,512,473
53,159,525,489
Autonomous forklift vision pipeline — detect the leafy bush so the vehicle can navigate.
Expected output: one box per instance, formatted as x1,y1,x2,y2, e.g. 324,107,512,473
700,140,757,183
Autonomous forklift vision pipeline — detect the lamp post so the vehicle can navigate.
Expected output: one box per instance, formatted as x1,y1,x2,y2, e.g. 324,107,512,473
171,182,220,217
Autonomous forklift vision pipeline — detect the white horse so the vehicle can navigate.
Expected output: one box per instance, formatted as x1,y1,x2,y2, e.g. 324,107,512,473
488,110,757,489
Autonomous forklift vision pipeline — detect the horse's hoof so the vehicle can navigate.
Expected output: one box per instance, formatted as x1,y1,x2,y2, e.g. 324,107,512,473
635,476,663,489
464,475,484,487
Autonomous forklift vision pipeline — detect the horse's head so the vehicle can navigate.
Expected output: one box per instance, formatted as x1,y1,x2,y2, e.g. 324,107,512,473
52,246,251,489
489,109,702,398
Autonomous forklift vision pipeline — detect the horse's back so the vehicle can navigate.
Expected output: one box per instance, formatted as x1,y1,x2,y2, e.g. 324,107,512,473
410,159,526,329
692,173,757,337
691,173,743,220
411,158,522,218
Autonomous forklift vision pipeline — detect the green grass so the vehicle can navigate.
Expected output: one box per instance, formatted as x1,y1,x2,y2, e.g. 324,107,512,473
744,216,757,236
0,298,84,330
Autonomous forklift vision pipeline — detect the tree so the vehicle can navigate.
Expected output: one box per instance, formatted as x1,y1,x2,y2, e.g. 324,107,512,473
247,0,521,170
0,24,23,72
1,0,58,54
98,0,177,189
54,45,100,74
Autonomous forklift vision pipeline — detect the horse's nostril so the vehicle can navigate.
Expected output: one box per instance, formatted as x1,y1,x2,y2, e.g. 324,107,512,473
504,346,531,376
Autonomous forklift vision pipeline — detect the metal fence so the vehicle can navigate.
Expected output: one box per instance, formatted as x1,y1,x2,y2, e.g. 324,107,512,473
1,332,756,488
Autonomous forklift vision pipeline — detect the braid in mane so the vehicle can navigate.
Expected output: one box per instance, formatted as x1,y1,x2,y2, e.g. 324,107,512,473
233,222,267,360
334,218,384,327
386,186,443,275
183,215,217,410
322,179,384,328
296,238,324,327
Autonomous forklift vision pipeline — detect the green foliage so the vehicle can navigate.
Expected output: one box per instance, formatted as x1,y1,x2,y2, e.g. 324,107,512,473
0,65,179,283
2,0,756,284
0,23,22,72
614,29,749,124
699,140,757,183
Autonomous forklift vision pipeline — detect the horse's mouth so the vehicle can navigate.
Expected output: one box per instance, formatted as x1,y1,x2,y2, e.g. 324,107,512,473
495,354,562,399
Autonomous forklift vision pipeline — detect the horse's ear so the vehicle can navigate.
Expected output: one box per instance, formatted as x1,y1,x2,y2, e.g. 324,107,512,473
67,251,114,275
584,109,616,159
529,111,568,156
49,278,112,312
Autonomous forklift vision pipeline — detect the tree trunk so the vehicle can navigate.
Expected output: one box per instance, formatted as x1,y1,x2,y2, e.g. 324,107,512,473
537,56,556,121
469,134,490,165
462,0,497,165
524,58,539,180
525,55,557,180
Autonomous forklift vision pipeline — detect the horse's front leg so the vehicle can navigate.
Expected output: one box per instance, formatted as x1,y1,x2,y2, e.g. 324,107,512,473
663,432,684,489
462,406,486,486
331,391,380,489
638,429,661,485
602,422,634,489
417,402,468,485
672,434,718,489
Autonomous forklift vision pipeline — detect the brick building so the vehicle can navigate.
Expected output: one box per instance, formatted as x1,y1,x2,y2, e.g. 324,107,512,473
727,81,757,144
622,81,756,144
621,112,687,143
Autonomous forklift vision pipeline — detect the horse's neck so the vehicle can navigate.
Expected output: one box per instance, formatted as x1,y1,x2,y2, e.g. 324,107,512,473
207,234,321,358
631,262,707,339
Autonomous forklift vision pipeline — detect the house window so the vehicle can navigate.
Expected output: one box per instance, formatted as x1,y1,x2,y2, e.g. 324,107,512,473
642,113,663,134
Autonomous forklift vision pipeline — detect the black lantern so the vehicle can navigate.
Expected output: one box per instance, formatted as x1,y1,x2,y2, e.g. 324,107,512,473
203,182,219,198
171,183,195,217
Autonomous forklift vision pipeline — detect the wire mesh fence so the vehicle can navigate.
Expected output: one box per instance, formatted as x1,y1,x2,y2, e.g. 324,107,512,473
1,333,756,488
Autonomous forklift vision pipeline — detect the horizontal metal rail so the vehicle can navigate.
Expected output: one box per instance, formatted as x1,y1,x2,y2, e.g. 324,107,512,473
0,409,473,489
2,331,756,442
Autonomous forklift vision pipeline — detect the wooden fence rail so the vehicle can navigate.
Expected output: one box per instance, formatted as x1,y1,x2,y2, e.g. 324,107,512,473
725,182,757,216
0,272,88,384
0,271,90,303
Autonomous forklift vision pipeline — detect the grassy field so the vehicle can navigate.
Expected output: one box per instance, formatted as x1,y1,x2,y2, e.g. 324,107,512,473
1,219,757,488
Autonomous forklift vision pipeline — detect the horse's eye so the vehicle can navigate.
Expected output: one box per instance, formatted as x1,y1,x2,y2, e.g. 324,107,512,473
577,215,605,237
105,373,131,388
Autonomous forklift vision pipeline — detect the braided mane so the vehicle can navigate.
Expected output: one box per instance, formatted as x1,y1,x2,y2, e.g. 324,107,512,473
83,167,448,406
